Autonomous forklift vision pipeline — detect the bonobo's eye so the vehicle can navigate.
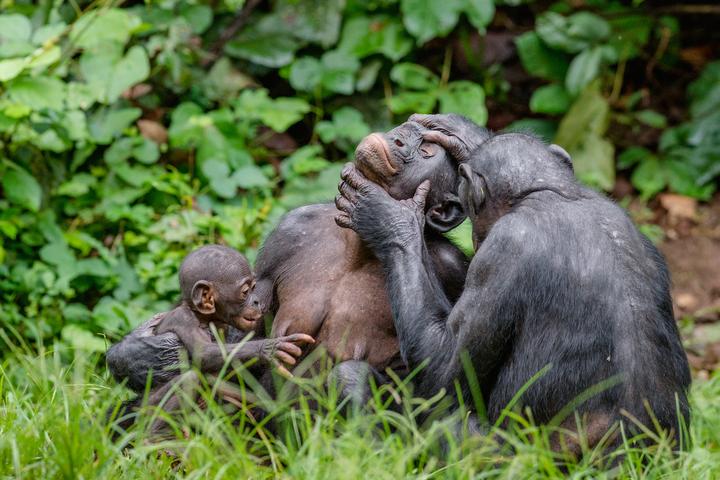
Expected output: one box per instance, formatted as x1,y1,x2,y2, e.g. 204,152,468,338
420,142,438,158
239,282,250,300
394,139,404,147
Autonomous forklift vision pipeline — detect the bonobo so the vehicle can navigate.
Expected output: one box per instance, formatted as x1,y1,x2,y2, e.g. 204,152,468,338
336,123,691,449
107,245,313,427
254,119,484,373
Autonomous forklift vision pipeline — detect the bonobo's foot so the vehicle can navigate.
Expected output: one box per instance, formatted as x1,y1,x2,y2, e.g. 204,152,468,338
328,360,378,408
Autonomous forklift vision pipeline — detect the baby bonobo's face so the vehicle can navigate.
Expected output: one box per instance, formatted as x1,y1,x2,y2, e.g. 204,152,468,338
212,275,262,331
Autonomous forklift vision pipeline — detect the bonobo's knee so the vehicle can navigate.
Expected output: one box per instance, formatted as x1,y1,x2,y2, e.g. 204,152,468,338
328,360,377,407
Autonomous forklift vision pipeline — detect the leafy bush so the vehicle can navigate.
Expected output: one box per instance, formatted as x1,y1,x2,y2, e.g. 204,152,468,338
0,0,716,349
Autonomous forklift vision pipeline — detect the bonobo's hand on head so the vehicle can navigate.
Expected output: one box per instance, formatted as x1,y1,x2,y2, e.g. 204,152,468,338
179,245,263,332
409,113,491,163
352,119,480,233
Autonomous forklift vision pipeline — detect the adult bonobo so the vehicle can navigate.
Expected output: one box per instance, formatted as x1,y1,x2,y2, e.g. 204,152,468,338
254,119,480,371
106,118,482,394
335,115,691,450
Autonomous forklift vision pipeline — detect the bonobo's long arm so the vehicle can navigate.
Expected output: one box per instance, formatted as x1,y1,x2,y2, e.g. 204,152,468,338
335,165,516,399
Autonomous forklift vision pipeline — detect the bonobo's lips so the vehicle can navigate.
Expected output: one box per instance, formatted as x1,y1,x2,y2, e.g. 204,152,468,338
354,133,398,186
233,311,262,331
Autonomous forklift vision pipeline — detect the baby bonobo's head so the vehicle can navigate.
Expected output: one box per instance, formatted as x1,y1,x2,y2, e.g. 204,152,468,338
179,245,262,331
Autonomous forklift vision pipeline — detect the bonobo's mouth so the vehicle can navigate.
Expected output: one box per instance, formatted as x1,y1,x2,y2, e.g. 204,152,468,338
233,310,262,332
354,133,398,186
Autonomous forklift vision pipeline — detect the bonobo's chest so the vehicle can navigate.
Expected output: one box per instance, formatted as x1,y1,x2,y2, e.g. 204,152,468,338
267,210,400,369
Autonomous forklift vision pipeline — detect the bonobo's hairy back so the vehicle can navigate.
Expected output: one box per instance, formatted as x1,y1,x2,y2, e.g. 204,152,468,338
459,133,690,438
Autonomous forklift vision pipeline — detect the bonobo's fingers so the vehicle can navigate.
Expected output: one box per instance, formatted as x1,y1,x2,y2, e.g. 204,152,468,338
335,212,353,229
283,333,315,346
275,350,297,365
413,180,431,209
422,131,469,163
340,163,371,191
335,194,353,214
409,113,450,132
278,341,303,358
337,183,357,205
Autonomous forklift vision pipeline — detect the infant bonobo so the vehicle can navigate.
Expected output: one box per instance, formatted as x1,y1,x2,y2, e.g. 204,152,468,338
109,245,313,434
154,244,313,376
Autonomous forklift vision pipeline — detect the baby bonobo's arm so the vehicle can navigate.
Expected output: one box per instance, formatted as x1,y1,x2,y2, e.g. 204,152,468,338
155,306,313,377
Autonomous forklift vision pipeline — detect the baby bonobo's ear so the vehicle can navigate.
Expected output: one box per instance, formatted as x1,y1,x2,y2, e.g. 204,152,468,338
426,193,465,233
549,144,573,172
458,164,486,217
191,280,216,315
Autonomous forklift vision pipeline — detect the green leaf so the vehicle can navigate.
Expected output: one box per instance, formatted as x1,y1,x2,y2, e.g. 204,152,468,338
0,58,26,82
7,76,66,111
536,11,610,54
388,91,437,115
390,63,440,90
438,81,488,126
515,32,569,81
463,0,495,32
631,156,666,199
180,4,213,34
0,14,32,43
106,46,150,103
338,16,413,61
57,173,97,197
635,110,667,129
401,0,462,44
617,147,651,169
232,165,271,189
235,89,310,132
2,162,42,211
70,9,136,49
565,46,603,96
320,50,360,95
89,108,142,144
225,16,300,68
275,0,344,47
529,84,571,115
202,58,253,101
504,118,558,142
688,60,720,118
555,84,614,190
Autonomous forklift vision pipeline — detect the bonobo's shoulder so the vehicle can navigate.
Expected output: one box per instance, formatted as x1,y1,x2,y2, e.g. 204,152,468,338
276,203,337,231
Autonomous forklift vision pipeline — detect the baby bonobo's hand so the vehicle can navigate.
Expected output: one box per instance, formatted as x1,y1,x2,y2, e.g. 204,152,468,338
260,334,315,378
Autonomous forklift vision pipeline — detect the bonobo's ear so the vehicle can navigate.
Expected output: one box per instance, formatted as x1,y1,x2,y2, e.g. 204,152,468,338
458,164,486,216
191,280,216,315
426,194,465,233
549,144,573,172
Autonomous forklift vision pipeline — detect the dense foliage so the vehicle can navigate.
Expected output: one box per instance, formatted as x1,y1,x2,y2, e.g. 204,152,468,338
0,0,717,351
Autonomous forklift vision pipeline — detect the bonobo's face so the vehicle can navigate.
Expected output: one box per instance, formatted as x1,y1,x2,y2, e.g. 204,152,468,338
213,275,262,331
354,121,458,210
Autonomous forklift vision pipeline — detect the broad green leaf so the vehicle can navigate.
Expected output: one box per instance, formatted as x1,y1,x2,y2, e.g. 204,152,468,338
57,173,97,197
565,46,603,96
233,165,271,189
321,50,360,95
180,4,213,34
688,61,720,118
332,107,371,142
168,102,206,148
70,9,136,49
338,16,413,61
225,16,300,68
631,157,666,199
401,0,462,44
106,46,150,102
617,147,652,169
438,81,488,126
390,63,439,90
0,14,32,43
536,11,610,54
635,110,667,129
389,91,437,115
0,58,26,82
607,15,651,61
555,84,614,190
529,84,571,115
7,75,66,111
202,58,253,101
356,60,382,92
32,22,66,45
2,163,42,211
89,108,142,144
275,0,344,47
515,32,569,81
666,158,716,200
235,89,310,132
463,0,495,32
289,57,322,92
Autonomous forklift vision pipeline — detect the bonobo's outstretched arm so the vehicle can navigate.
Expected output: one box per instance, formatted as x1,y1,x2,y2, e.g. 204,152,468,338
335,165,515,399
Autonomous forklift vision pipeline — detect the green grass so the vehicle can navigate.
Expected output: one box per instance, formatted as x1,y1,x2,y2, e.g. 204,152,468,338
1,337,719,479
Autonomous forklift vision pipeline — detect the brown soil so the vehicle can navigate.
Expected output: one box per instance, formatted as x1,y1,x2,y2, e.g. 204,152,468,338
654,194,720,376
